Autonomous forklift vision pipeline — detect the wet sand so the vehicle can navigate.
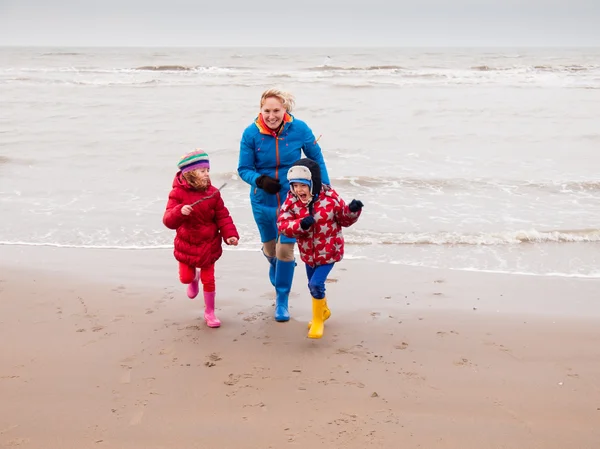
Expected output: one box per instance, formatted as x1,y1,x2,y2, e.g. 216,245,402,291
1,246,599,448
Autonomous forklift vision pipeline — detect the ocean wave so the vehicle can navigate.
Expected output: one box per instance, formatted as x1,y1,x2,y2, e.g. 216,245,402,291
522,180,600,192
472,64,597,73
3,64,599,77
1,77,163,87
305,65,405,72
346,228,600,246
330,175,600,193
0,241,173,250
2,64,599,89
134,65,196,71
0,241,260,253
40,52,83,56
1,66,239,75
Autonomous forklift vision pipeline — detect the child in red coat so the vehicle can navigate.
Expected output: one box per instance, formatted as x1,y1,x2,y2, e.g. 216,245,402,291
277,158,363,339
163,150,239,328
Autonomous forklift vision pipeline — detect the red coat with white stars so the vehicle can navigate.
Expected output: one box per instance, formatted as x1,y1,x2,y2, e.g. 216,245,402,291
277,186,361,267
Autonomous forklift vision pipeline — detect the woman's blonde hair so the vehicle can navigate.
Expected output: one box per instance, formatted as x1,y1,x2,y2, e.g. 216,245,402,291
260,88,295,113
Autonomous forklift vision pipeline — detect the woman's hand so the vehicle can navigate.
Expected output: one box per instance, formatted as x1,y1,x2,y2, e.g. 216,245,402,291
181,205,193,215
256,175,281,194
226,237,239,246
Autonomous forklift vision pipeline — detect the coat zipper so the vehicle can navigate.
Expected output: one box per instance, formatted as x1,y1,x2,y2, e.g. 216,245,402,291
274,127,282,210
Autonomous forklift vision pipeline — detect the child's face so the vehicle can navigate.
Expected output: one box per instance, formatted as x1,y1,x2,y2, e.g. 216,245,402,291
291,182,311,204
194,167,210,184
186,167,210,189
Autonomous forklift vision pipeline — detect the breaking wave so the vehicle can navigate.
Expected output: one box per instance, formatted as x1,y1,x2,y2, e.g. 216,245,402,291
330,175,600,193
135,65,196,71
346,228,600,246
305,65,405,71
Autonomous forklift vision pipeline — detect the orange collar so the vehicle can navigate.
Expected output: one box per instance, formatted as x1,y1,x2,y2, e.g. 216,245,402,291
255,112,293,136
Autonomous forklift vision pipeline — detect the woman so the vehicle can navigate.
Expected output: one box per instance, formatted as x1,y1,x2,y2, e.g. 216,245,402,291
238,89,330,322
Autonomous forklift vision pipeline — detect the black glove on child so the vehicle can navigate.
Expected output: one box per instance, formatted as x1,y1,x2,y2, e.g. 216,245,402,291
300,216,316,230
256,175,281,194
348,199,364,213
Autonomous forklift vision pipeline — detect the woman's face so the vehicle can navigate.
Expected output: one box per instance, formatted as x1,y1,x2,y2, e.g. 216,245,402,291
260,97,286,130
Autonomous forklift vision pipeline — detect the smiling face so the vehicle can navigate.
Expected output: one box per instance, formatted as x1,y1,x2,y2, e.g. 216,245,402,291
260,96,286,130
291,182,312,204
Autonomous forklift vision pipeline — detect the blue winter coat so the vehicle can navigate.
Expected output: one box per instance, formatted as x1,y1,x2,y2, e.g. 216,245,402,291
238,113,330,243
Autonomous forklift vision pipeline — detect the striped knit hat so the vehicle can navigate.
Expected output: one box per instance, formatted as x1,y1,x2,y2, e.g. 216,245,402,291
178,149,209,173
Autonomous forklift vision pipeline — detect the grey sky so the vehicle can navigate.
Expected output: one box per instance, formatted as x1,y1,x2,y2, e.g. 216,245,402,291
1,0,599,47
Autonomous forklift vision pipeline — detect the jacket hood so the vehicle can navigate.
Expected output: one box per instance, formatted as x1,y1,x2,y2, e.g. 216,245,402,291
289,158,322,212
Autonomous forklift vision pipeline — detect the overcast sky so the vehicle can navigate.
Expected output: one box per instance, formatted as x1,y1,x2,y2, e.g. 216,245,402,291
1,0,599,47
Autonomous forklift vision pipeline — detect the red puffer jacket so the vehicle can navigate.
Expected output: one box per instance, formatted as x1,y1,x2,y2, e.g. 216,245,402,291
163,174,239,268
277,186,361,267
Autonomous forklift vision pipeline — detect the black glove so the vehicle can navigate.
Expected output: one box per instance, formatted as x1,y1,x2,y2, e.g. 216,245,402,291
256,175,281,194
300,216,315,230
348,199,364,213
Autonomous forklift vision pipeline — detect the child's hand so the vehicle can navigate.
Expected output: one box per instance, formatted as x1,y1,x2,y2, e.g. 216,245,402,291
348,200,364,212
300,216,315,230
181,205,193,216
226,237,238,246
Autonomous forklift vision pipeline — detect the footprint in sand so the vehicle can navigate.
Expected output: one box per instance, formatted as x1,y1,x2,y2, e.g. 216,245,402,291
5,438,30,447
120,366,132,384
437,330,459,337
399,370,427,381
0,424,19,436
129,407,145,426
336,345,368,359
242,311,267,322
394,342,409,350
484,341,519,359
209,353,222,361
224,374,240,386
454,358,477,368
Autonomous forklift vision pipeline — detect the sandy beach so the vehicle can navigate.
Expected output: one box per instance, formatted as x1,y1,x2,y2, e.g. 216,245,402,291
1,245,599,449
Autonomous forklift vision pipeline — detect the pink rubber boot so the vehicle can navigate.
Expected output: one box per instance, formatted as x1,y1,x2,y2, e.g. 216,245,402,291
186,270,200,299
203,291,221,328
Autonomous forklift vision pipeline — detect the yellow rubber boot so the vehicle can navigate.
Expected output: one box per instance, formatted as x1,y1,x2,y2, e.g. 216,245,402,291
308,297,331,329
308,297,326,339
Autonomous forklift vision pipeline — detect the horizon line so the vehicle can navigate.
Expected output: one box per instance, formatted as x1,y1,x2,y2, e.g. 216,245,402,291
1,44,600,49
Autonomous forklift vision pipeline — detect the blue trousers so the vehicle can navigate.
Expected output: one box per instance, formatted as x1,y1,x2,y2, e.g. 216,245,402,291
305,263,335,299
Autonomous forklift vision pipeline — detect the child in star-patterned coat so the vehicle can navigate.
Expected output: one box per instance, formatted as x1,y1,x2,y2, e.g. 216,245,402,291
277,158,363,339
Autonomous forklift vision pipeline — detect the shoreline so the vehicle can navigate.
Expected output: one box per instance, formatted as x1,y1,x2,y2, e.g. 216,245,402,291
1,244,599,318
